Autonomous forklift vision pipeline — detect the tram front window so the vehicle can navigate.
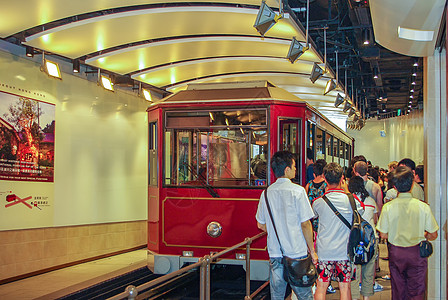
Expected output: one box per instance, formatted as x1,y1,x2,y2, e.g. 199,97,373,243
164,109,268,187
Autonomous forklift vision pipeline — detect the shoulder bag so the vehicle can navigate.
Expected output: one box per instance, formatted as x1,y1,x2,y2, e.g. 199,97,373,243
419,240,433,257
264,189,317,287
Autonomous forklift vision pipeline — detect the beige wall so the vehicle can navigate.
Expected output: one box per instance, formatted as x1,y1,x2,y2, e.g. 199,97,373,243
0,47,148,227
0,45,149,281
0,221,147,282
347,110,424,168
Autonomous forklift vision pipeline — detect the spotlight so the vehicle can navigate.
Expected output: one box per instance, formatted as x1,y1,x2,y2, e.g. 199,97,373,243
413,60,418,67
410,89,414,93
348,108,356,117
363,29,370,45
310,62,324,83
343,100,351,113
253,1,282,37
334,93,344,107
73,60,80,73
286,37,308,63
373,68,379,79
41,55,61,79
142,88,152,101
410,95,414,98
411,81,416,85
25,46,34,57
324,79,336,95
98,72,114,91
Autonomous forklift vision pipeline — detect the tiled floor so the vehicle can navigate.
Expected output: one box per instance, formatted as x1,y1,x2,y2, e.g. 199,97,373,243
0,245,392,299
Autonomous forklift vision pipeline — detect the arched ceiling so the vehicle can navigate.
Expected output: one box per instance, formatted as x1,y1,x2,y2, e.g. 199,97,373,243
0,0,353,121
0,0,445,123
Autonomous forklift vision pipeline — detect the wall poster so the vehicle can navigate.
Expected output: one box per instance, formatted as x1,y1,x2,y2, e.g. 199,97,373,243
0,91,55,230
0,91,55,182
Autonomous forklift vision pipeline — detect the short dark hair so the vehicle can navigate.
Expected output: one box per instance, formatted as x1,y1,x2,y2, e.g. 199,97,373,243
369,167,380,183
306,148,314,160
394,166,414,193
313,159,327,176
271,151,295,178
324,162,343,185
398,158,416,171
415,165,424,182
348,176,369,201
354,161,368,176
387,170,396,190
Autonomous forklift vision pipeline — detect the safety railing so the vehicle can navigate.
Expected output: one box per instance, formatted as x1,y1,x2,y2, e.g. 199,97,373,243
107,231,267,300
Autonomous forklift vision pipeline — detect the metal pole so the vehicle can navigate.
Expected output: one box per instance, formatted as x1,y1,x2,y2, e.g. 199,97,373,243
200,257,206,300
205,255,211,300
245,237,252,300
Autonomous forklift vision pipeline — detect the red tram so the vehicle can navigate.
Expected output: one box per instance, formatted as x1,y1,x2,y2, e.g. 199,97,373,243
147,81,353,280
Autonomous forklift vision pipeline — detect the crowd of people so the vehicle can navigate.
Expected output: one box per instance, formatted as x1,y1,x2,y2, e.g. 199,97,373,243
256,150,439,300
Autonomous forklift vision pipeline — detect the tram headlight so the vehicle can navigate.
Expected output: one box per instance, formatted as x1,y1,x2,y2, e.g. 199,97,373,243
207,221,222,238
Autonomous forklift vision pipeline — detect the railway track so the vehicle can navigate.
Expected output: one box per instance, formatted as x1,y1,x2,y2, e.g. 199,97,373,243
59,265,270,300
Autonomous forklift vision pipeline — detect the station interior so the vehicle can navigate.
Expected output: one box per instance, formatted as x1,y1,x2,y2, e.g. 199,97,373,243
0,0,447,299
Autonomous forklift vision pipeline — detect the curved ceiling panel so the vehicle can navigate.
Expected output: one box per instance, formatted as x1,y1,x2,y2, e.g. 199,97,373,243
86,36,319,75
131,56,321,87
0,0,280,37
24,6,305,59
370,0,445,56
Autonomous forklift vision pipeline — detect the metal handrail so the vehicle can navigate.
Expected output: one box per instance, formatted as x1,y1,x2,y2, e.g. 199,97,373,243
107,231,267,300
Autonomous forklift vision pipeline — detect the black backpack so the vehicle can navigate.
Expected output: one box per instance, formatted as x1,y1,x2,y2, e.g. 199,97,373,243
322,194,376,265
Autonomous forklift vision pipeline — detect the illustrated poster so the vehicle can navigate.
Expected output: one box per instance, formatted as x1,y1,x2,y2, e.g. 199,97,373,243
0,91,55,182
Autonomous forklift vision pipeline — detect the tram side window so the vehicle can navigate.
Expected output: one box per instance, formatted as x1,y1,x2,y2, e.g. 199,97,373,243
149,122,157,186
326,134,333,163
164,109,267,187
315,127,324,160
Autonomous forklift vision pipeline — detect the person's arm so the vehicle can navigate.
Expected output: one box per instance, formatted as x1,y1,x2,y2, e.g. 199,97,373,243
305,182,310,193
257,222,266,232
425,231,438,241
379,231,388,240
373,183,383,213
301,220,318,264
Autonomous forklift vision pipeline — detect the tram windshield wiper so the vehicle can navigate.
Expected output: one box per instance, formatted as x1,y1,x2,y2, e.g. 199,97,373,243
182,163,220,198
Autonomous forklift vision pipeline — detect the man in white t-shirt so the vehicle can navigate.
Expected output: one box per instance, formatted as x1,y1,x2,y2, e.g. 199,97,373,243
312,162,352,300
256,151,317,300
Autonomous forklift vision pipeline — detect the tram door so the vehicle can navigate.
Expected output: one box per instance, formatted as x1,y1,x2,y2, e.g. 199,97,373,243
279,119,302,184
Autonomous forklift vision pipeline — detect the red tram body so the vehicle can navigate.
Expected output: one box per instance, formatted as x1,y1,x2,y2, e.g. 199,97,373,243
147,81,353,280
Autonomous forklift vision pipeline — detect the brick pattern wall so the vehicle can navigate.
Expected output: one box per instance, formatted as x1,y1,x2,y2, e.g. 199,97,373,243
0,221,147,281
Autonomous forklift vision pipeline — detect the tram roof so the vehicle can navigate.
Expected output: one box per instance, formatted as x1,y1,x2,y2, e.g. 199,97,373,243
154,80,307,104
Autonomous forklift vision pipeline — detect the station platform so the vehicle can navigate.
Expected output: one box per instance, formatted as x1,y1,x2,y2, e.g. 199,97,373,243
0,245,392,299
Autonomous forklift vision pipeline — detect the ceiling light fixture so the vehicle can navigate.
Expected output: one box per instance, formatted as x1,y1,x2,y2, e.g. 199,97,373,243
324,79,336,95
98,70,114,91
310,62,324,83
25,46,34,57
142,88,152,101
348,108,356,117
253,0,282,37
73,60,80,73
363,29,370,45
286,37,308,63
343,100,352,113
334,93,344,107
41,52,61,79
